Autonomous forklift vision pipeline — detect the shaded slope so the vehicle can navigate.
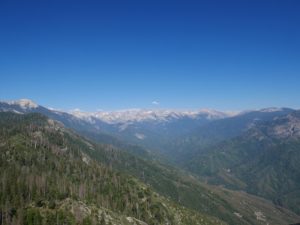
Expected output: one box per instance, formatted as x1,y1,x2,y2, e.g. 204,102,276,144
184,110,300,215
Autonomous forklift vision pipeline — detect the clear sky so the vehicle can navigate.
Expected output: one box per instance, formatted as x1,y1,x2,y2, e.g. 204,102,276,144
1,0,299,111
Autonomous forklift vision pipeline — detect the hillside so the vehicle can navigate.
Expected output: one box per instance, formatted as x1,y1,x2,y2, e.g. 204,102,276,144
184,110,300,215
79,139,300,225
0,112,225,225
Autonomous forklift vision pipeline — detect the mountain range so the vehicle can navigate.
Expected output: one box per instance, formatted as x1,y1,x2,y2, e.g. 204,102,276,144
0,99,292,153
1,99,300,225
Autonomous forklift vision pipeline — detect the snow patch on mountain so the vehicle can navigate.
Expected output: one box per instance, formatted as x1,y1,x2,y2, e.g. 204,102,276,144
7,99,38,109
70,109,233,124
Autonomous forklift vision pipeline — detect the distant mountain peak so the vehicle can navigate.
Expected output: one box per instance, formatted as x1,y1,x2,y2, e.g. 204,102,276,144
8,99,39,109
259,107,284,113
238,107,292,116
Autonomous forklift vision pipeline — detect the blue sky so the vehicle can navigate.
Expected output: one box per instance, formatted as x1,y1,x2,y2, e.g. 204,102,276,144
0,0,299,111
